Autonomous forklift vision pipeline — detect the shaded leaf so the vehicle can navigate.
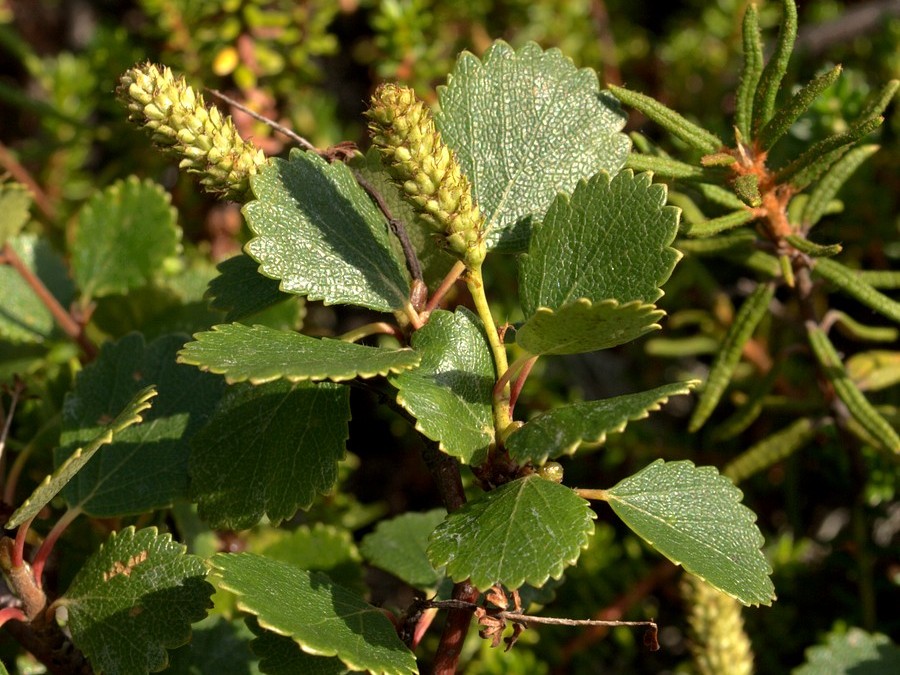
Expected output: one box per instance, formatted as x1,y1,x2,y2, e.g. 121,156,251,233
437,41,629,251
190,381,350,530
206,253,294,322
247,617,350,675
60,527,214,675
506,381,697,465
244,150,410,312
57,333,225,516
0,234,76,344
212,553,417,675
428,475,595,590
6,386,157,529
178,323,420,384
167,615,262,675
604,460,774,606
390,309,494,464
72,176,181,299
516,299,663,356
794,627,900,675
360,510,446,590
520,170,680,312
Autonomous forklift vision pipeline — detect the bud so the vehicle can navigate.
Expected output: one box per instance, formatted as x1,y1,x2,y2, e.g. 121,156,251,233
366,84,486,266
117,63,266,200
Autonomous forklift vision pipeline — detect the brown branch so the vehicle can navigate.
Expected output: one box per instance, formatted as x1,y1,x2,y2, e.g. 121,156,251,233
206,88,314,151
1,243,97,360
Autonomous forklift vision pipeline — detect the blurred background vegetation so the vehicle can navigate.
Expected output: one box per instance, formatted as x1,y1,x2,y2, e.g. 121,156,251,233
1,0,898,672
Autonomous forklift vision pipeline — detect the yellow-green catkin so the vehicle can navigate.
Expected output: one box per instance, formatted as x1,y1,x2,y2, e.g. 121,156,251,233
366,84,486,267
117,63,265,200
682,574,755,675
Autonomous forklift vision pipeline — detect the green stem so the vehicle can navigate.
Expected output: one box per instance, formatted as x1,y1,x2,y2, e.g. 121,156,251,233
466,263,511,437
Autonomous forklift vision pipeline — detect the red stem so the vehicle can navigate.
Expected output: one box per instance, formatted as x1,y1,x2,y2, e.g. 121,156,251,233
13,515,33,567
508,356,538,416
0,606,27,629
31,507,81,587
426,261,466,313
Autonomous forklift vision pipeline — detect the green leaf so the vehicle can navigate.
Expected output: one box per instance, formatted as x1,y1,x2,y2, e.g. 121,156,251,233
684,210,755,238
751,0,798,132
206,253,295,322
516,299,664,356
167,615,262,675
0,234,76,344
625,153,707,180
60,526,214,675
794,627,900,675
802,144,879,228
350,149,456,288
520,170,680,312
190,380,350,530
247,618,350,675
212,553,417,675
604,459,775,606
758,65,842,151
390,309,494,464
724,417,823,484
506,381,698,465
360,509,446,590
735,2,763,139
846,350,900,391
72,176,181,300
436,40,630,251
0,181,32,245
244,149,411,312
6,386,157,529
806,323,900,453
57,333,225,516
179,323,420,384
689,282,775,432
428,475,595,591
812,257,900,324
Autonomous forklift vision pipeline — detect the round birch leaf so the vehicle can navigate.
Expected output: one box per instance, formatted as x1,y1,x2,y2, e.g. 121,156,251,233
72,176,181,300
244,149,411,313
247,617,350,675
0,234,76,344
794,627,900,675
437,41,630,252
519,170,681,313
206,253,294,322
57,333,225,517
190,381,350,530
59,527,214,675
389,309,494,464
516,299,664,356
178,323,420,384
211,553,417,675
427,475,595,591
506,381,698,464
360,509,447,590
604,459,775,606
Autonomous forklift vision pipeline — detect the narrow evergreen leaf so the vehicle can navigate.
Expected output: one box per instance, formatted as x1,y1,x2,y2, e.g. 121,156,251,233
855,270,900,290
609,85,723,153
0,181,32,245
723,417,822,484
178,323,420,384
190,381,350,530
520,170,681,312
248,618,349,675
689,283,775,432
807,322,900,453
604,460,775,606
859,79,899,120
428,475,595,590
244,149,411,312
795,627,900,675
831,311,898,343
758,65,842,150
813,258,900,324
61,527,214,675
206,253,294,322
360,509,447,590
517,299,664,356
436,41,630,251
751,0,798,131
802,144,879,228
72,176,181,300
57,334,225,516
684,210,755,238
735,3,763,139
846,350,900,391
390,309,494,464
710,367,780,441
6,386,156,529
697,182,748,210
0,234,76,344
785,235,842,257
506,381,698,465
625,153,706,180
212,553,417,675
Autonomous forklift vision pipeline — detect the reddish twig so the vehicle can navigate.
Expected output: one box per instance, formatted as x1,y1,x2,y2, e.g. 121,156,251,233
426,261,465,313
31,507,81,588
508,355,538,416
0,141,56,221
